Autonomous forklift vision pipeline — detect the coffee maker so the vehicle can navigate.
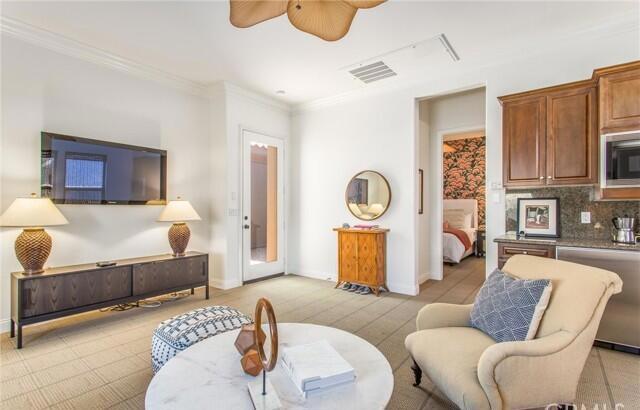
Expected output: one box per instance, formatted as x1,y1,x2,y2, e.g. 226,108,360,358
612,217,637,244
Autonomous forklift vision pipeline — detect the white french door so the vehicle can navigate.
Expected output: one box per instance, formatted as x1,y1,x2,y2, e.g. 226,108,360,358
241,130,285,282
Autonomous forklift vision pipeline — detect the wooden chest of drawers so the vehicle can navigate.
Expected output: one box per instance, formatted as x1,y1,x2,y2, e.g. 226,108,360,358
498,242,556,269
334,228,388,296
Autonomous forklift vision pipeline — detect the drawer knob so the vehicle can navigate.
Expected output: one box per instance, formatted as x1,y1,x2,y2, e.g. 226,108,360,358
523,251,528,255
539,176,544,180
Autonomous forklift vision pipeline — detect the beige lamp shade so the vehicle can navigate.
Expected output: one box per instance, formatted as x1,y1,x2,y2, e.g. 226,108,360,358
157,200,201,222
0,195,69,227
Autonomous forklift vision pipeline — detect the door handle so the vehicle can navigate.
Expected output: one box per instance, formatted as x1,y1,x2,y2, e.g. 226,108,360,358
244,224,250,229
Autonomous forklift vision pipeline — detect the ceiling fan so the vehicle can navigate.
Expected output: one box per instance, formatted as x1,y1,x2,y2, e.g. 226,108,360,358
230,0,387,41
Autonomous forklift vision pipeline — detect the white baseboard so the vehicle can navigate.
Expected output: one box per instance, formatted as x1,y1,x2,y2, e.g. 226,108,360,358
294,271,337,282
0,318,11,335
296,271,417,296
418,273,429,285
388,282,419,296
210,278,242,290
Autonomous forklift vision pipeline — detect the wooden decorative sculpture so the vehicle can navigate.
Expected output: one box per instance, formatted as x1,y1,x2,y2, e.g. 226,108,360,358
236,323,267,375
247,298,281,410
241,349,263,377
235,323,267,355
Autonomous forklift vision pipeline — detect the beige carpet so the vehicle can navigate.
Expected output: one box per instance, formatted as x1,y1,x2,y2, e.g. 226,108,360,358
1,257,638,409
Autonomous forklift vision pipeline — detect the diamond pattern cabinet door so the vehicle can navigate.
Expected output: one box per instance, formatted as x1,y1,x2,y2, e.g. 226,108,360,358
357,233,377,285
339,232,358,283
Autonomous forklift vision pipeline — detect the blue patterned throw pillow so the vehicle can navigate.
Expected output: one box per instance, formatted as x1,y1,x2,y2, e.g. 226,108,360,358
470,270,552,343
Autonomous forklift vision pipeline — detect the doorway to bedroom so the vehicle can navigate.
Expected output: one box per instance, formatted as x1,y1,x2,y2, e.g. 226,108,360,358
416,87,486,283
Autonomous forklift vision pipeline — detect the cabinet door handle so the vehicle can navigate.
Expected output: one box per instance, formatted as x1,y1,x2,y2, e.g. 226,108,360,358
547,176,552,179
539,176,544,180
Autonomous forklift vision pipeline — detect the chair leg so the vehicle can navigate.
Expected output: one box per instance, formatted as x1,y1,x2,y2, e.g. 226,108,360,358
411,359,422,387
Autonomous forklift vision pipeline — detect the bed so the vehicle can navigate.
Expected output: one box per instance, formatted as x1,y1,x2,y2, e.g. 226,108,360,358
443,199,478,264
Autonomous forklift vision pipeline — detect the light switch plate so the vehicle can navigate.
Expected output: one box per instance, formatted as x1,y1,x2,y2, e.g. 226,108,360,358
581,212,591,224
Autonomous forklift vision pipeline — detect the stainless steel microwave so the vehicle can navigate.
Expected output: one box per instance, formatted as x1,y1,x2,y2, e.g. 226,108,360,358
601,131,640,188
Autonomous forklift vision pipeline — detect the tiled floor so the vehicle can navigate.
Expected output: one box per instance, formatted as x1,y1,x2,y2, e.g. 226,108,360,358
1,257,638,409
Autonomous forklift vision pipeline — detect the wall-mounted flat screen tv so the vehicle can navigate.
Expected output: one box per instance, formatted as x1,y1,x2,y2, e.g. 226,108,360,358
41,132,167,205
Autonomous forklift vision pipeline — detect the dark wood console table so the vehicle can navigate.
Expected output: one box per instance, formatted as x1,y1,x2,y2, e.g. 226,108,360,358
10,251,209,348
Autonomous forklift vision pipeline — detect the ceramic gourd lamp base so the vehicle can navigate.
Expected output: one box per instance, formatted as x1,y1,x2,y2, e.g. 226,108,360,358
15,228,52,274
168,222,190,257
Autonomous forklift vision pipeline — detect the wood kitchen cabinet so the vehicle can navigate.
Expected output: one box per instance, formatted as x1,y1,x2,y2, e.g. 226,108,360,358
497,242,556,269
546,85,598,185
334,228,388,296
501,95,546,187
500,82,598,187
596,61,640,134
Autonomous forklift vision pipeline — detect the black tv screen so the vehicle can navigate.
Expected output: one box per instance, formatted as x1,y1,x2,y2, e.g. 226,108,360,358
41,132,167,205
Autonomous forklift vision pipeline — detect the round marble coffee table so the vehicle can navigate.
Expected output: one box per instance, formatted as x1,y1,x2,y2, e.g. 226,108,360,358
146,323,393,410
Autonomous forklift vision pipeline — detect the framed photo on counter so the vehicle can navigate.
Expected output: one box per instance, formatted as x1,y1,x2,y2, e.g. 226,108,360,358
516,197,560,238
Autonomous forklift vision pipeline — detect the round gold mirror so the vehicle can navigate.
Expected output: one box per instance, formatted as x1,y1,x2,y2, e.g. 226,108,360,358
345,170,391,221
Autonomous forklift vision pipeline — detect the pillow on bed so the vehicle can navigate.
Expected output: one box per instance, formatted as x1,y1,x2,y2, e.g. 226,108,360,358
444,209,472,229
470,270,552,342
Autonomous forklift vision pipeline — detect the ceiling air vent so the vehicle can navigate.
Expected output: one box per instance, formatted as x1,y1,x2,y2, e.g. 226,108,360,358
349,61,397,84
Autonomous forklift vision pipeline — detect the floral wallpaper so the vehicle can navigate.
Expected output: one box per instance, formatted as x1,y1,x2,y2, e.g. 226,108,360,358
443,136,486,227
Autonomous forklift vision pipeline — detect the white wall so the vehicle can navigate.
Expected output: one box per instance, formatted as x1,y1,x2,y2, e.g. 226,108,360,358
215,85,290,289
0,38,291,332
290,94,418,295
419,89,486,282
0,36,212,329
291,26,639,295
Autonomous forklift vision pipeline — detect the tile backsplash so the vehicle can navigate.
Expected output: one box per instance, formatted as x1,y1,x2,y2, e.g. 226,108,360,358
505,187,640,239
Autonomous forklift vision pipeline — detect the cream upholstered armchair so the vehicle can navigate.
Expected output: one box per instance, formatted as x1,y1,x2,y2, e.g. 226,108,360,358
405,255,622,410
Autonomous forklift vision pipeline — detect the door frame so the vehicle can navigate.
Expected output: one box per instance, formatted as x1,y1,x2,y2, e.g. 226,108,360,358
239,126,287,283
430,125,486,281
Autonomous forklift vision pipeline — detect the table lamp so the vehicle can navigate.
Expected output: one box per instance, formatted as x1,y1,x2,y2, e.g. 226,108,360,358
157,197,201,257
0,193,69,274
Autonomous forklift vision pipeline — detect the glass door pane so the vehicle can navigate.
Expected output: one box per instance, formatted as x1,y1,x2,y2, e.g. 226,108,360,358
250,143,278,265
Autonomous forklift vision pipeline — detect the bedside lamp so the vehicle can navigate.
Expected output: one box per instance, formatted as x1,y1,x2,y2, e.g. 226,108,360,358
157,198,201,257
0,193,69,274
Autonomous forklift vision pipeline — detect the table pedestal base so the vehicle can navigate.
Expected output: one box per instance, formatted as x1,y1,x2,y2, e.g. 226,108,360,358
248,377,282,410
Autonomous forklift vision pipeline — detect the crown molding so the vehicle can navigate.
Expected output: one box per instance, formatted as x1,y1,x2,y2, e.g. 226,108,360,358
221,82,291,113
1,16,208,96
293,12,639,113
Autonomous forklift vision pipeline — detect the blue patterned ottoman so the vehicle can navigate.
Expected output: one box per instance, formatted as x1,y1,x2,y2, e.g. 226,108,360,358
151,306,252,373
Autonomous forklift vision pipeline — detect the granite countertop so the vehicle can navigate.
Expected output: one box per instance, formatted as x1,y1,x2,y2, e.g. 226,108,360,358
494,233,640,252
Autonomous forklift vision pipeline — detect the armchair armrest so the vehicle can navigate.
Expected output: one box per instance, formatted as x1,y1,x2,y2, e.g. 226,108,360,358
477,330,575,409
416,303,473,331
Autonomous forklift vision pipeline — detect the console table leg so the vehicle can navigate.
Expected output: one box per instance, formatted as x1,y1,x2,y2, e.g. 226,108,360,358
10,319,15,338
206,285,210,300
191,288,195,295
17,325,22,349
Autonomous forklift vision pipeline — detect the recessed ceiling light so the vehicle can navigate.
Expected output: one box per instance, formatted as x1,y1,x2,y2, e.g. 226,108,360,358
276,90,286,95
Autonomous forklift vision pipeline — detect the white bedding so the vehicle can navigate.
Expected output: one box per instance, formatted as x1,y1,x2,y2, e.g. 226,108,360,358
443,228,477,263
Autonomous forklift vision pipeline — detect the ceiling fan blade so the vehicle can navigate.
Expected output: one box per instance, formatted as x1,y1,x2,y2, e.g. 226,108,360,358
230,0,288,28
343,0,386,9
287,0,357,41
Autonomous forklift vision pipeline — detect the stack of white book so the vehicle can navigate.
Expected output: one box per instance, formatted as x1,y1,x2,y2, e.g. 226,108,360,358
281,340,356,397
